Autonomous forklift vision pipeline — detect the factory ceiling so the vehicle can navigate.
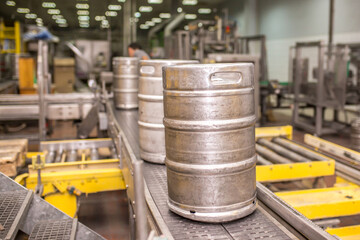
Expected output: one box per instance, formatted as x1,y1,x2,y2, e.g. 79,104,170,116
0,0,226,32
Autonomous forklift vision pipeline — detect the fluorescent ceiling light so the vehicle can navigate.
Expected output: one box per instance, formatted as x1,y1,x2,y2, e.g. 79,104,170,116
17,8,30,14
59,24,68,28
185,14,197,19
159,13,171,18
76,3,89,9
79,20,89,24
101,20,109,25
118,0,126,2
42,2,56,8
152,18,161,23
140,24,149,29
78,15,90,21
177,7,182,13
134,12,141,18
6,1,16,6
108,5,121,11
148,0,163,4
80,24,89,28
105,11,117,17
25,13,37,19
95,16,106,21
37,22,43,26
139,6,152,12
48,9,60,14
198,8,211,14
56,18,67,24
184,25,189,30
145,21,155,26
77,10,89,15
36,18,43,23
182,0,197,5
52,15,63,19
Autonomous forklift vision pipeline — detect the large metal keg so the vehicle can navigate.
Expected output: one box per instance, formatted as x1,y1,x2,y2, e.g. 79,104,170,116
113,57,139,109
163,63,257,223
138,60,198,164
351,118,360,151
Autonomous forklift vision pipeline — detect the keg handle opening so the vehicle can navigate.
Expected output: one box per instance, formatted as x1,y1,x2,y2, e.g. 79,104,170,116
140,65,156,75
209,71,242,86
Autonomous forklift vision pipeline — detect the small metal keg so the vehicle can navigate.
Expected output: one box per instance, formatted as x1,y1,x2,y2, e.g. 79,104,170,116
113,57,139,109
138,59,198,164
163,63,257,223
351,118,360,151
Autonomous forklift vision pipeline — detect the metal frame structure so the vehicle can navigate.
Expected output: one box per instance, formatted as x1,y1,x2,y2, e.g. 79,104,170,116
292,41,349,136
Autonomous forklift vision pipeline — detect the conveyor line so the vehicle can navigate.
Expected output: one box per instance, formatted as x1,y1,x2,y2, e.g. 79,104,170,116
113,108,296,240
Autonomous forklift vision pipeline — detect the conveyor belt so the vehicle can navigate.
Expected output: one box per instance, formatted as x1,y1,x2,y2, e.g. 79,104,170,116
114,108,296,240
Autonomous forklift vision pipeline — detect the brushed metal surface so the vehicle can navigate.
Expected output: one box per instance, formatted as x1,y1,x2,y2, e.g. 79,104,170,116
138,60,198,164
163,63,257,223
113,57,139,109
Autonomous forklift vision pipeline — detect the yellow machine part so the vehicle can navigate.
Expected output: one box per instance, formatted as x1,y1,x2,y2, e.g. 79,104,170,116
256,160,335,182
327,225,360,240
15,159,126,217
255,125,293,140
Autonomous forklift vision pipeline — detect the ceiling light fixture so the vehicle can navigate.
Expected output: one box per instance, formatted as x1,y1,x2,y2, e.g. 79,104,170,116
59,24,68,28
177,7,182,13
182,0,197,5
95,16,106,21
152,18,161,23
17,8,30,14
6,1,16,6
159,13,171,18
105,11,117,17
139,6,152,12
140,24,149,29
77,10,89,15
118,0,126,2
80,24,89,28
42,2,56,8
25,13,37,19
76,3,89,9
48,9,60,14
56,18,67,24
52,15,63,19
145,21,155,26
185,14,197,19
36,18,43,23
108,5,121,11
148,0,163,4
134,12,141,18
78,15,90,21
198,8,211,14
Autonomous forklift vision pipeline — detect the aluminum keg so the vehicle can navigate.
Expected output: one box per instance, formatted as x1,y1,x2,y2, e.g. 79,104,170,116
163,63,257,223
351,118,360,151
113,57,139,109
138,60,198,164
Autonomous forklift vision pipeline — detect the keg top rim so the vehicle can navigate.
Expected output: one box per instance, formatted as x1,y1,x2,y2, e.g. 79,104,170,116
163,62,253,70
140,59,199,64
113,57,139,61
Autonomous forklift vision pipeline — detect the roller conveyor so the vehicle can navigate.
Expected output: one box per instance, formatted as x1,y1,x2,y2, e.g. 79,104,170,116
113,108,297,240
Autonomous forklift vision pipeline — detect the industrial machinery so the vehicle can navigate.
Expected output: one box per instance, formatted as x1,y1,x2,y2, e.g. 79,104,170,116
291,41,350,136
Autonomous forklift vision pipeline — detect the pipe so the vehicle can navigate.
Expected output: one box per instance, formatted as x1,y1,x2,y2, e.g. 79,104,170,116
258,138,310,162
255,143,292,164
257,154,272,165
164,13,185,38
148,19,171,42
273,137,328,161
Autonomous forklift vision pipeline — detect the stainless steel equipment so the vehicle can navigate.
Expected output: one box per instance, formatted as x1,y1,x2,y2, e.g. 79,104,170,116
113,57,139,109
292,41,349,136
351,118,360,151
138,59,198,164
163,63,257,223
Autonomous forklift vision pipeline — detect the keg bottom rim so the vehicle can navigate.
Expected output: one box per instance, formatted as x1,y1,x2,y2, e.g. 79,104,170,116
140,151,165,164
168,197,257,223
115,104,138,109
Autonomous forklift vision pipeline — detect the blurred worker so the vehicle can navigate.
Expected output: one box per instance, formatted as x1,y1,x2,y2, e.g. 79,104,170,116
128,42,150,60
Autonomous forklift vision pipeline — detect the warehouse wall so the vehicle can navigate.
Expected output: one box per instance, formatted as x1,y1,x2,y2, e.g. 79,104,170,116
222,0,360,82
